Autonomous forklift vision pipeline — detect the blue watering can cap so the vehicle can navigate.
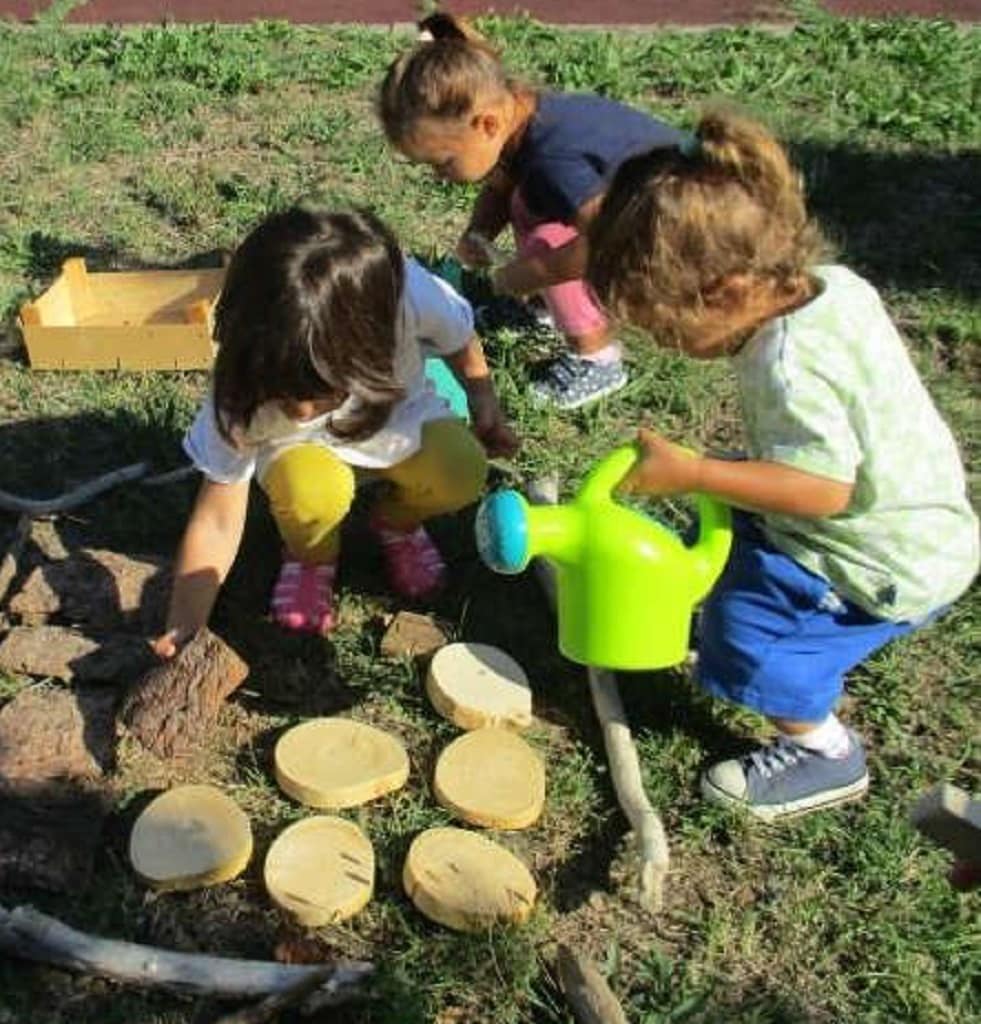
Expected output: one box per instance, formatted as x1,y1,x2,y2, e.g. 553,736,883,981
475,490,528,574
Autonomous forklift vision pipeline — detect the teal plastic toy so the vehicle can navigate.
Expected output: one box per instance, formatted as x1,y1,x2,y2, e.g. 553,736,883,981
424,357,469,420
475,445,733,670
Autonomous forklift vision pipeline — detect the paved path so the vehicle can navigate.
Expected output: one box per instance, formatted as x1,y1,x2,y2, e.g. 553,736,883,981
2,0,978,24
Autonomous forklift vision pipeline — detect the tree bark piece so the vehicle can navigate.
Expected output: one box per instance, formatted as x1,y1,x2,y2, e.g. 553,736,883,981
0,784,110,892
0,904,373,1003
529,474,669,912
0,462,149,516
0,684,117,782
380,611,448,660
556,944,628,1024
8,548,170,633
0,625,156,683
0,514,32,613
119,629,249,758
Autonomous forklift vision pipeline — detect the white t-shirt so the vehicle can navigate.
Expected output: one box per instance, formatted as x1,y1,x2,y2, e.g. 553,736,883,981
184,258,474,481
733,265,979,621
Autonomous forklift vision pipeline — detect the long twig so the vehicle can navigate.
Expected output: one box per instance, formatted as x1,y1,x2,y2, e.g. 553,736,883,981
212,967,336,1024
528,474,669,912
0,462,149,516
0,904,373,1002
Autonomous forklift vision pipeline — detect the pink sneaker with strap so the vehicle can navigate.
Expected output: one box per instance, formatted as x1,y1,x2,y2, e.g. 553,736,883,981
270,558,337,634
371,519,447,600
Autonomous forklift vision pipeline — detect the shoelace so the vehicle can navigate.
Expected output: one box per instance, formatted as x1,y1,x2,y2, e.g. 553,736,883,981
746,738,812,781
546,353,588,386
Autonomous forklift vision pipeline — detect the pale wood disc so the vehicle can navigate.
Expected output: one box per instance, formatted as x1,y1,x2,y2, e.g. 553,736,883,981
264,815,374,927
274,718,409,809
129,784,252,890
425,643,532,731
434,728,545,829
403,827,537,932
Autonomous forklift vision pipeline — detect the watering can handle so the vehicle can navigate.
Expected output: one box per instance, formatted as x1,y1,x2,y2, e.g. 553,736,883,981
577,444,641,503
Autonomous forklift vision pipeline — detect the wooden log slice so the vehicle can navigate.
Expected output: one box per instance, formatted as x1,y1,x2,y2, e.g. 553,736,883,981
403,827,536,932
274,719,409,809
433,728,545,830
425,643,532,731
264,816,374,927
129,785,252,890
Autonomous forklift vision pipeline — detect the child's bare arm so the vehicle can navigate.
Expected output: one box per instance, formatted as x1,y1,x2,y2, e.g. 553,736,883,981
152,477,250,657
446,337,519,458
491,192,602,295
621,429,853,518
458,169,515,266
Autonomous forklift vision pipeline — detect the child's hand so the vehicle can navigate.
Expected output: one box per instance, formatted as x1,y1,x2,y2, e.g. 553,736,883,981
466,381,520,459
618,429,702,497
456,232,494,269
150,626,190,661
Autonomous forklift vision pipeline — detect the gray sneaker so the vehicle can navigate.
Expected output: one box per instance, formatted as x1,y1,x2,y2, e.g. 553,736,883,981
701,731,869,821
529,352,628,409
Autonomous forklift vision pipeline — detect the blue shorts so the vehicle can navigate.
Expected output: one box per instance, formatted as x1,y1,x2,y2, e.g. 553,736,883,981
697,514,918,722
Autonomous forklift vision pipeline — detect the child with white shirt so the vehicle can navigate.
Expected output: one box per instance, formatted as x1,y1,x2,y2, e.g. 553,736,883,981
154,206,515,653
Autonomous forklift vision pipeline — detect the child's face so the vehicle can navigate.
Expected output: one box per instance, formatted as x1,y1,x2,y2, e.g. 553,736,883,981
279,396,344,422
399,111,507,184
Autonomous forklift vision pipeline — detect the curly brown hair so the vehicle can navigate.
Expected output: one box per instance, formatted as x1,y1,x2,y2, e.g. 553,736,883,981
587,109,827,347
378,13,519,145
212,206,405,445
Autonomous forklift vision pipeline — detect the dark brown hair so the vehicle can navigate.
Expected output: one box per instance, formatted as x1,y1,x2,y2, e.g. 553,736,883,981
378,13,515,144
588,109,826,346
212,206,405,444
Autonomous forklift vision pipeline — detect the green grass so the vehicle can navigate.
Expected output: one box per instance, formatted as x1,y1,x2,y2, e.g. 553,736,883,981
0,8,979,1024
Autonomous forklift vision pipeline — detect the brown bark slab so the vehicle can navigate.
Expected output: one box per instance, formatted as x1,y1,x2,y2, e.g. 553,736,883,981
0,625,156,683
0,685,116,891
380,611,449,660
0,684,118,783
119,629,249,758
8,548,170,633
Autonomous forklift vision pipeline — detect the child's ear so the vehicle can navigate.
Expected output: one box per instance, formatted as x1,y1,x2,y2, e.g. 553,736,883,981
703,274,754,311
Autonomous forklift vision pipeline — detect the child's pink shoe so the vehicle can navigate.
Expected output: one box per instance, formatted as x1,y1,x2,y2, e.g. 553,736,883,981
372,519,447,600
270,558,337,634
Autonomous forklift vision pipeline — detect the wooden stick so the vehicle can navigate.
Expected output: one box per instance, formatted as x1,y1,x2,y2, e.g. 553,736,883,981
212,967,336,1024
0,515,31,609
528,474,669,912
142,465,197,487
556,944,628,1024
0,462,149,516
588,667,669,911
0,904,372,1002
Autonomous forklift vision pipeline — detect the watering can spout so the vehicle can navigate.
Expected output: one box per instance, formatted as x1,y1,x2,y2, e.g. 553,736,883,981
475,490,582,574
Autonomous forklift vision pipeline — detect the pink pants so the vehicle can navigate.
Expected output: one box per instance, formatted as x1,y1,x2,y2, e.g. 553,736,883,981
510,190,608,340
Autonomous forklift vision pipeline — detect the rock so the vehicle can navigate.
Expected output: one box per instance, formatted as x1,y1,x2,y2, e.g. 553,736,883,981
0,625,156,683
119,629,249,758
8,548,170,633
380,611,448,660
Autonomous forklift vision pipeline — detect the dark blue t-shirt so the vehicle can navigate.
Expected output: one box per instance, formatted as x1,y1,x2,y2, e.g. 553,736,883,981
506,92,683,223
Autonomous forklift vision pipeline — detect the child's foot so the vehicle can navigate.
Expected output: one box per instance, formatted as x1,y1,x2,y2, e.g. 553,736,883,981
372,519,447,600
700,731,869,821
529,352,627,410
270,558,337,634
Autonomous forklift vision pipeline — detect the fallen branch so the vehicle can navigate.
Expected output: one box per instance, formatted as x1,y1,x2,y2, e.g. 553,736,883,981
212,966,338,1024
528,474,669,912
142,465,197,487
0,462,149,516
556,944,628,1024
0,904,373,1003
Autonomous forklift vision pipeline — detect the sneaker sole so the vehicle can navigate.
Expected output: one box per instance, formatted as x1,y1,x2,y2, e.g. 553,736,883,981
700,772,870,822
529,374,628,411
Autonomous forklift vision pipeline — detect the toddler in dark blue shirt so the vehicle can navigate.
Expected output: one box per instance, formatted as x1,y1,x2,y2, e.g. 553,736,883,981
379,13,682,409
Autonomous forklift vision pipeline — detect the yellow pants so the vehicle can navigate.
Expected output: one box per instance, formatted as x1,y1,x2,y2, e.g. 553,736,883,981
260,418,488,563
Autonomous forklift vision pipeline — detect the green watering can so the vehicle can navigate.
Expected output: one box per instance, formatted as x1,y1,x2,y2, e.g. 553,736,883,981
475,445,733,671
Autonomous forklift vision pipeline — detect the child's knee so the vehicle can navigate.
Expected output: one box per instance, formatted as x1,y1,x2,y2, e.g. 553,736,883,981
262,445,356,524
421,421,488,512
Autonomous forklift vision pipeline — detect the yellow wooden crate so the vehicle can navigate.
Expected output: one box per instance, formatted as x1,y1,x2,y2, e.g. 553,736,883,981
18,258,225,370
